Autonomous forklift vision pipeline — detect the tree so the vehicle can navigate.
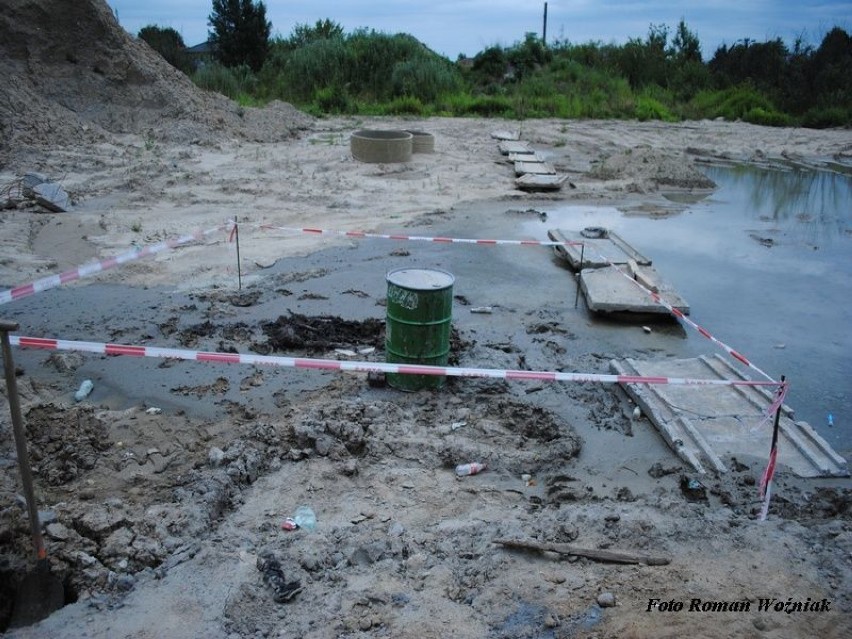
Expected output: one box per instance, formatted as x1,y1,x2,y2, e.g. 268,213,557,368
208,0,271,72
138,25,192,74
288,18,345,49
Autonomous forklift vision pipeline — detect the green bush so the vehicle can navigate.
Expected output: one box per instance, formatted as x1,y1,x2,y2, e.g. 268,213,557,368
635,95,677,121
390,57,462,102
379,96,426,115
686,86,779,121
192,63,256,99
742,107,792,127
800,106,851,128
313,85,353,114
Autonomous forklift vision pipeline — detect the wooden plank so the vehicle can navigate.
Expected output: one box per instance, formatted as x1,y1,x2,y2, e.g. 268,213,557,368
609,355,849,478
494,538,671,566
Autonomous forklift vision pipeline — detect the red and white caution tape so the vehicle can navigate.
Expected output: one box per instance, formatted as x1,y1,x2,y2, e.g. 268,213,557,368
251,222,773,382
586,249,776,383
257,224,584,248
0,224,227,306
10,334,784,389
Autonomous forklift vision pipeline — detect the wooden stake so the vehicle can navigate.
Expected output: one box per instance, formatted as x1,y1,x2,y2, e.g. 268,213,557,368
494,537,671,566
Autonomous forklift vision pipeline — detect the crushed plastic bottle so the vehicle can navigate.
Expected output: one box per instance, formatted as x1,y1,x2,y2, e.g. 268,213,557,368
74,379,93,402
455,462,486,476
293,506,316,531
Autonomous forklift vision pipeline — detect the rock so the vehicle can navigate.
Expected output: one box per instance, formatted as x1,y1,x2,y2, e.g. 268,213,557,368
597,592,616,607
21,172,47,196
648,462,680,478
208,447,225,467
115,573,136,592
101,527,135,560
33,181,70,212
45,522,72,541
388,521,405,537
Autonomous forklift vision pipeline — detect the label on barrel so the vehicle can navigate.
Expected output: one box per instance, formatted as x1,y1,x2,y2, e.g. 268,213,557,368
387,284,419,310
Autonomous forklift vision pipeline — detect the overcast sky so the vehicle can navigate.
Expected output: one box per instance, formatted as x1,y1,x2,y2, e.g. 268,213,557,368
108,0,850,60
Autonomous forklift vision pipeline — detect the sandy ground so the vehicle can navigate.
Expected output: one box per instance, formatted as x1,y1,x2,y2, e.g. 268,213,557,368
1,116,851,638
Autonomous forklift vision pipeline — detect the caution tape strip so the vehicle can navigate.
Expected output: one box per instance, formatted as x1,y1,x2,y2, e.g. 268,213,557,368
10,334,784,389
586,251,775,382
256,224,585,248
249,221,775,383
0,224,227,305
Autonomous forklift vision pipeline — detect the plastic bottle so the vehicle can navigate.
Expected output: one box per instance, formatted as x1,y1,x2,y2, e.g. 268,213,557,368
828,414,834,427
293,506,316,531
455,462,486,476
74,379,94,402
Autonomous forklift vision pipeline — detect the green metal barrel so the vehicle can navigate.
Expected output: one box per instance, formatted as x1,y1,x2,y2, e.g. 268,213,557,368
385,268,454,391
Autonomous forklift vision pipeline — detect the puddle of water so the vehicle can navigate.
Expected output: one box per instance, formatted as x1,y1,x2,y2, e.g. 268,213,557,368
526,165,852,454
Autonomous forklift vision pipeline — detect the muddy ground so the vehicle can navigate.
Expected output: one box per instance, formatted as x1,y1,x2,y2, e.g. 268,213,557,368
1,2,850,635
1,127,851,638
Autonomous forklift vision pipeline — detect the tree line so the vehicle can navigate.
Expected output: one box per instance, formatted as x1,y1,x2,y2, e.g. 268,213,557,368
138,1,851,127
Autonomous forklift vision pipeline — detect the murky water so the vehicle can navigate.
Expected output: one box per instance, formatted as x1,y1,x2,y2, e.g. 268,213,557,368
531,164,852,453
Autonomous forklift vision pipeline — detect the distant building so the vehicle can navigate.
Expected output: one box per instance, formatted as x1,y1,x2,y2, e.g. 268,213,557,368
185,40,214,69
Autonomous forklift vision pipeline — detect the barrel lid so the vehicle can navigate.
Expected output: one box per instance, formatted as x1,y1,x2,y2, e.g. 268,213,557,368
387,268,454,290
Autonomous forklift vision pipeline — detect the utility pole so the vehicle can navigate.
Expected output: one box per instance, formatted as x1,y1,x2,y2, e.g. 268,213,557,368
542,2,548,46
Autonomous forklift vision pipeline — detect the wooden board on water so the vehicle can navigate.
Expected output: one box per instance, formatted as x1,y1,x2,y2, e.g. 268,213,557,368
547,228,652,269
611,355,848,478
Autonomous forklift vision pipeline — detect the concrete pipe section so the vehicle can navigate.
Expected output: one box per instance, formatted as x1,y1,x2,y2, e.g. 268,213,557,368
405,130,435,153
350,129,413,163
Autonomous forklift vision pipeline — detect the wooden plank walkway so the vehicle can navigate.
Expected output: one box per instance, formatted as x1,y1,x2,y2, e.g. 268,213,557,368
611,355,848,477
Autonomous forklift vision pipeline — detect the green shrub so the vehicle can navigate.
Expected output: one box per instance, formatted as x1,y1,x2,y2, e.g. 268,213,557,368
314,85,353,114
742,107,792,127
380,96,426,115
800,106,852,128
635,95,677,121
390,57,462,102
192,63,256,99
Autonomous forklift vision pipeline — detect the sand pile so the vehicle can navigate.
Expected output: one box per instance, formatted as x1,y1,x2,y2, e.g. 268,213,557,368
0,0,312,160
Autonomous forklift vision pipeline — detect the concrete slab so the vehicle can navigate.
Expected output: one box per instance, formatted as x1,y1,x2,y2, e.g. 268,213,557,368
507,152,543,162
611,355,848,477
515,174,568,191
33,182,70,212
491,129,521,141
514,161,556,176
547,228,651,269
498,141,532,155
580,264,689,315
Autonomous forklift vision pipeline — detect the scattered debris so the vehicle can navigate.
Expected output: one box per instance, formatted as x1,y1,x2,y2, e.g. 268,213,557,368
74,379,94,402
680,475,708,502
256,554,303,602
